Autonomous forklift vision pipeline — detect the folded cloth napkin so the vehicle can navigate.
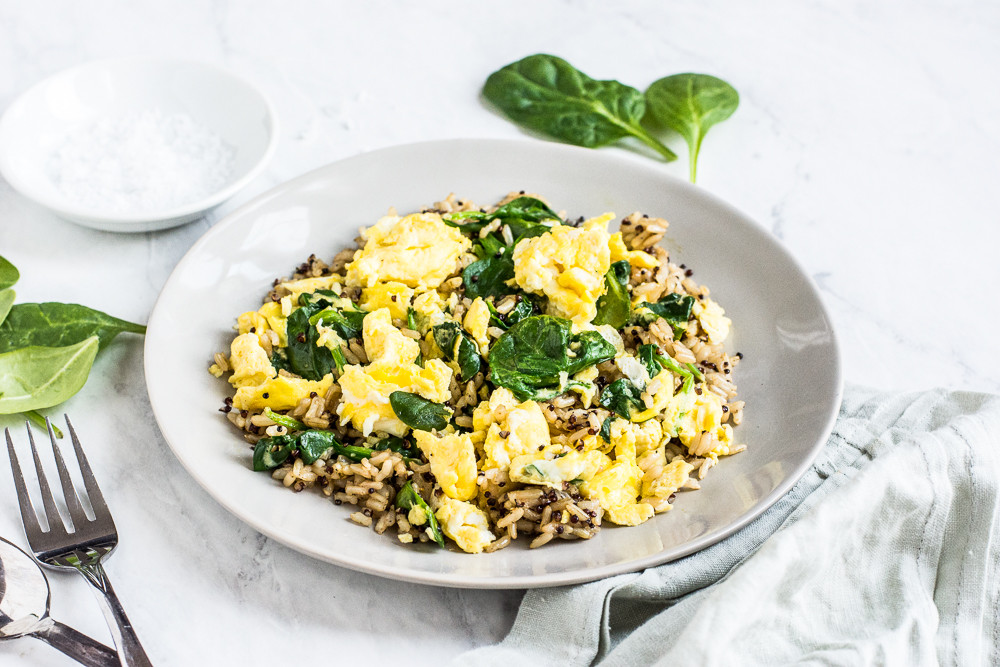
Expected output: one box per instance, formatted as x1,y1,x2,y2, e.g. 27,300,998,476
457,386,1000,666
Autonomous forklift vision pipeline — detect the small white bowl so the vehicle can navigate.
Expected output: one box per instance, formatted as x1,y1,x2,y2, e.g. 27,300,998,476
0,57,277,232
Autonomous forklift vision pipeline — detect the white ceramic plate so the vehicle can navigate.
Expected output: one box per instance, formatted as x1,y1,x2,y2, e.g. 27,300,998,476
145,139,842,588
0,57,277,231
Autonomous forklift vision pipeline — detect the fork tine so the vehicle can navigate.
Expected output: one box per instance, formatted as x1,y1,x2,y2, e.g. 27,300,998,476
64,416,112,521
46,417,89,530
5,427,45,541
26,423,67,535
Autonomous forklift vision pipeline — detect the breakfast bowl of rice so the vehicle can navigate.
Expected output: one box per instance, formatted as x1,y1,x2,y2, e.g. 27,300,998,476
145,139,841,587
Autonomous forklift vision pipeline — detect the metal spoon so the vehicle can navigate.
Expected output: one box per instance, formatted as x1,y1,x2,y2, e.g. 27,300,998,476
1,535,118,666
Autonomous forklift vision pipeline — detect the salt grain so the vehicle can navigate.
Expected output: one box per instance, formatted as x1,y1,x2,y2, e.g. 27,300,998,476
46,109,235,214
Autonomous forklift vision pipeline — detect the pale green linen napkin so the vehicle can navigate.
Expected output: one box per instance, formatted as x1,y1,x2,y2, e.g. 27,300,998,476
457,386,1000,666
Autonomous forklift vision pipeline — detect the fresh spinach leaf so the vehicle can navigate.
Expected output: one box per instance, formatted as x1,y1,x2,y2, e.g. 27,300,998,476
0,303,146,354
598,378,645,420
483,54,677,162
593,260,631,328
395,481,445,547
645,73,739,182
0,336,99,414
0,256,18,290
253,434,295,471
389,391,452,432
488,315,616,401
432,322,481,381
0,289,14,328
284,307,335,381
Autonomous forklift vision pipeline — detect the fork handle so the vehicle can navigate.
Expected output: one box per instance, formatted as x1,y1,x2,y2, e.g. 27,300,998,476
34,620,120,667
78,561,153,667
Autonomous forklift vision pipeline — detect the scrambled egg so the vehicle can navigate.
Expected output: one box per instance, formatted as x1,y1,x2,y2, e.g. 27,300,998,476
346,213,471,290
509,448,610,488
643,459,695,501
569,365,599,408
414,430,478,501
278,276,342,302
471,388,550,471
228,333,275,388
360,281,413,321
580,460,654,526
573,418,666,526
233,374,333,411
678,390,736,459
462,297,491,353
433,496,495,554
337,309,452,436
227,333,333,411
257,301,288,346
512,216,612,323
608,227,658,269
409,290,448,333
693,298,731,344
610,418,664,460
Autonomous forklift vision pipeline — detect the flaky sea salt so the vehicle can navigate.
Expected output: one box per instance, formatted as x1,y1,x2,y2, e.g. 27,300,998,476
46,109,236,214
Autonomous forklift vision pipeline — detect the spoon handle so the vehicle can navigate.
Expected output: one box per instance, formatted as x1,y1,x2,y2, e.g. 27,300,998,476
33,619,120,667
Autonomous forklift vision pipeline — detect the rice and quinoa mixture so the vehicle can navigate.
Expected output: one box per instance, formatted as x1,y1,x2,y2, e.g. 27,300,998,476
209,192,745,554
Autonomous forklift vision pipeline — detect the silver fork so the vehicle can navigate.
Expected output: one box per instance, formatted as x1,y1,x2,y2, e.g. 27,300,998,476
5,416,153,667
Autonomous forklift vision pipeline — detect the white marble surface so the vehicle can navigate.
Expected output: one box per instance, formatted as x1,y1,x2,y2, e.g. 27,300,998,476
0,1,998,665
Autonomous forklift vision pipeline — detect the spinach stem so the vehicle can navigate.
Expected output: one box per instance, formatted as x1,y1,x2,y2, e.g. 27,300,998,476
689,131,704,183
629,124,678,162
22,410,63,438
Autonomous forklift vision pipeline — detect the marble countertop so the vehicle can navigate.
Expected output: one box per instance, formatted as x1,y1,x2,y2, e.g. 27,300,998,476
1,1,997,664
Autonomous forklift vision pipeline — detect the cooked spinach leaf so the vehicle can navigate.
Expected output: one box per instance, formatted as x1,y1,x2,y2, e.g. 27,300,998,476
463,225,550,300
645,73,739,182
483,54,677,161
486,298,535,330
598,378,646,420
463,252,515,300
593,261,631,328
432,322,481,381
389,391,452,432
599,415,614,443
633,292,695,338
252,434,295,471
0,337,100,414
0,256,18,290
488,315,616,401
284,306,335,381
395,481,445,547
0,303,146,354
445,196,561,239
374,435,421,460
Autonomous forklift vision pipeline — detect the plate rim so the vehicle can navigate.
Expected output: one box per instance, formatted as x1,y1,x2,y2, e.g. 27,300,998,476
145,137,843,588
